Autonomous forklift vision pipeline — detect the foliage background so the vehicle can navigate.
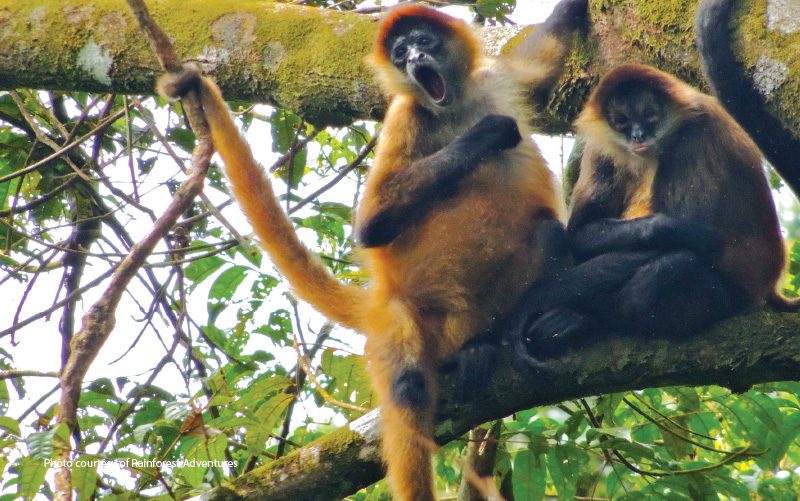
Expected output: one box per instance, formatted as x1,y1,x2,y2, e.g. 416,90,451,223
1,0,800,499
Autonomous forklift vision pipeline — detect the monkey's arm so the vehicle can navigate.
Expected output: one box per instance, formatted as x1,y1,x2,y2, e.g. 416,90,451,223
568,214,724,262
507,0,587,103
357,114,521,247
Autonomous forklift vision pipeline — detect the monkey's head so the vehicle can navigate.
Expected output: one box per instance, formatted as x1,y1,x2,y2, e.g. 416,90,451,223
368,5,480,109
602,81,668,156
577,64,697,158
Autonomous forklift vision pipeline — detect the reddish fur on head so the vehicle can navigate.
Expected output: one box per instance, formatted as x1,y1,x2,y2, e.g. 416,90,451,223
368,4,480,69
577,64,705,135
584,64,700,117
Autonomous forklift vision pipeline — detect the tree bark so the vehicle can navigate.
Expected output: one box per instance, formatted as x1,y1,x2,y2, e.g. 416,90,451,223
195,309,800,501
2,1,798,136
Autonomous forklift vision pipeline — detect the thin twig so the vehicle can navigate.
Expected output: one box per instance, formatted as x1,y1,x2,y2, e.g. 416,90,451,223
289,135,377,214
0,370,60,381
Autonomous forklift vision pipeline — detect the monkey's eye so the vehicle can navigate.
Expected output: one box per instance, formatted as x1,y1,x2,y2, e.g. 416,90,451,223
643,111,660,124
610,114,629,129
393,45,408,60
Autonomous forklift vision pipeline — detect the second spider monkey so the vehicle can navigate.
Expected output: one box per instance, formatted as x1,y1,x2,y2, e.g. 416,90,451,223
159,1,586,499
500,63,796,370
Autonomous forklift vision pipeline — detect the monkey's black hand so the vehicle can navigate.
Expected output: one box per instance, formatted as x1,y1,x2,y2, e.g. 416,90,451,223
464,114,522,153
500,307,557,376
450,334,500,404
524,307,592,359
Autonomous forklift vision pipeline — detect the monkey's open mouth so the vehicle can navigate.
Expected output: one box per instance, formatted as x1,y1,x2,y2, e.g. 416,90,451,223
413,66,447,104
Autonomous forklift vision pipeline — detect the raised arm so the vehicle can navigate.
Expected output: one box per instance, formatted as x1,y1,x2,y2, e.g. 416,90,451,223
357,114,520,248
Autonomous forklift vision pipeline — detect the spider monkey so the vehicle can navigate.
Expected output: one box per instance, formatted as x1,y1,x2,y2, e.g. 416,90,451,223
158,1,586,499
500,63,797,371
695,0,800,196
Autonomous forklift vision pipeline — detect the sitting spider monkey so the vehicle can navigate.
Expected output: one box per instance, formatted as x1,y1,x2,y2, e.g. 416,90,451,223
158,1,587,499
499,63,798,372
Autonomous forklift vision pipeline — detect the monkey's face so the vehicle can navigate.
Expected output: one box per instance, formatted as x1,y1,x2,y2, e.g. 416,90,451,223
386,22,466,108
603,85,666,156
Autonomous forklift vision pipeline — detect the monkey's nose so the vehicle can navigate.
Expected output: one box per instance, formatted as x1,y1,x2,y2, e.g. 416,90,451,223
407,49,429,64
631,125,645,143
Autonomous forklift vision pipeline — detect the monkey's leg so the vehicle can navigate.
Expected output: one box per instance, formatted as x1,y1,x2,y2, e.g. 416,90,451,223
506,250,661,371
366,303,438,501
525,250,744,361
612,250,744,337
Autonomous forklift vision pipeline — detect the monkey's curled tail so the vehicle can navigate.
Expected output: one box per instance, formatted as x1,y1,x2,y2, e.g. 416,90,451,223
189,75,367,332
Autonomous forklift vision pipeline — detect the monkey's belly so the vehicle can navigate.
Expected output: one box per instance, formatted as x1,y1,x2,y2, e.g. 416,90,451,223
385,186,546,351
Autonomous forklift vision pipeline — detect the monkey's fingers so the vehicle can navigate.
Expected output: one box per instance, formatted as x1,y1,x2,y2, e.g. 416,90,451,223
451,337,499,404
526,307,591,358
503,310,557,376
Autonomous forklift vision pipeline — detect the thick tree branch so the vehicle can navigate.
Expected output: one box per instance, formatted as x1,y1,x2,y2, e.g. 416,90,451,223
195,310,800,501
2,1,796,137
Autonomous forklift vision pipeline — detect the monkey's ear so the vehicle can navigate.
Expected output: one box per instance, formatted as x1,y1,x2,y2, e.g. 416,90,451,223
156,63,203,100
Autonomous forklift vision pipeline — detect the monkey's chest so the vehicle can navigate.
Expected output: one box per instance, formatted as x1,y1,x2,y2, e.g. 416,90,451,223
622,167,656,219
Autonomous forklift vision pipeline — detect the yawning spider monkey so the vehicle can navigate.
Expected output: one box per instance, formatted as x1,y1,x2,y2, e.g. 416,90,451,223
158,1,586,499
502,63,797,370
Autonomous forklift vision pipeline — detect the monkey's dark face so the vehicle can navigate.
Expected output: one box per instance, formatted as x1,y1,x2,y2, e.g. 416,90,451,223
603,85,667,156
387,22,465,108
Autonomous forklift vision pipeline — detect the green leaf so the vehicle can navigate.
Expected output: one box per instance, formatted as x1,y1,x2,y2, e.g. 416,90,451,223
133,399,164,428
255,309,293,345
546,446,578,500
79,389,121,416
73,456,99,501
320,349,370,413
207,265,247,318
687,472,719,500
512,450,545,501
167,127,196,152
177,434,229,487
0,416,20,436
185,254,225,285
271,110,307,189
245,393,294,453
706,470,751,500
586,425,632,444
475,0,513,19
15,456,47,499
25,425,68,460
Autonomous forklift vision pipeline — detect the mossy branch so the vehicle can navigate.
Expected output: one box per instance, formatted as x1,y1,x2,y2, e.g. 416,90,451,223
2,1,797,136
195,309,800,501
